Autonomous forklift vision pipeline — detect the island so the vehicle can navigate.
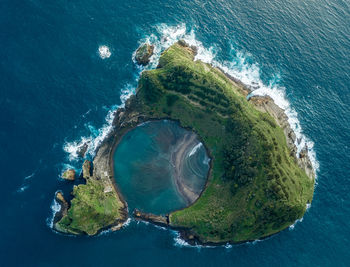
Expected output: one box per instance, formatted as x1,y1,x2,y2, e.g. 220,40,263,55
53,41,315,245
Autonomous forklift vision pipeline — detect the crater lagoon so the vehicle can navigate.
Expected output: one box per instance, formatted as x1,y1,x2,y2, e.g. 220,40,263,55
113,120,210,215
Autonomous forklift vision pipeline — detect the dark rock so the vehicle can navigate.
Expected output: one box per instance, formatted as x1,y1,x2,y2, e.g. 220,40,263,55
178,39,188,47
248,95,315,179
135,43,154,66
133,209,169,226
77,142,89,158
53,191,69,231
82,160,92,179
190,45,198,56
62,169,76,181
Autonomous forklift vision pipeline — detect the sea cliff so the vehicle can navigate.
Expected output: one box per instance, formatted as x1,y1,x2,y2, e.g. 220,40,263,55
53,41,315,245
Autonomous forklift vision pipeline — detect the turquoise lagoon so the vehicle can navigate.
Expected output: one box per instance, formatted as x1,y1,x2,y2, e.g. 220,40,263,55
113,120,210,215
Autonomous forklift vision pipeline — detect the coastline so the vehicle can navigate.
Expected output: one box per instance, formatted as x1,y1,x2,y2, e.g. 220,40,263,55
54,42,315,244
93,69,314,244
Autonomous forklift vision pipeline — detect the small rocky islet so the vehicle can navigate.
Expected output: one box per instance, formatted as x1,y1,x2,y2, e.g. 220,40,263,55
53,41,315,245
135,43,154,66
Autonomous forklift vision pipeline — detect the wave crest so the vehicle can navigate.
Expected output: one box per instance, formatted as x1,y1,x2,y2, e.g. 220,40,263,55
64,23,319,179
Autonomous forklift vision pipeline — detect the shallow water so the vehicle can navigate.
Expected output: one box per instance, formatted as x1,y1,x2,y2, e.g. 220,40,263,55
114,120,209,215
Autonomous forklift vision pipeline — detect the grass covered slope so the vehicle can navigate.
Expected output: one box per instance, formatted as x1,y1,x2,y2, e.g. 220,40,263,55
55,179,122,235
55,161,126,235
136,42,314,243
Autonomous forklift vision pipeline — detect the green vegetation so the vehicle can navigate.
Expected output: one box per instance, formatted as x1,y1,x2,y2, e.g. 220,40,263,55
55,42,314,242
136,42,314,243
55,178,123,235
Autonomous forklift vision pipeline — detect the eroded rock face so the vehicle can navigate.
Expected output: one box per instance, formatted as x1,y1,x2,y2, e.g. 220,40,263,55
62,169,76,181
53,192,69,232
135,43,154,66
77,142,89,158
249,95,315,179
178,39,198,56
55,191,67,205
82,160,92,179
133,209,169,226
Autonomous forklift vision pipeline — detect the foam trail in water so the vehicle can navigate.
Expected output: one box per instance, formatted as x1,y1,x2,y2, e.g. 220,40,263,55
24,172,35,180
17,171,37,193
16,185,29,193
188,142,203,157
47,193,61,229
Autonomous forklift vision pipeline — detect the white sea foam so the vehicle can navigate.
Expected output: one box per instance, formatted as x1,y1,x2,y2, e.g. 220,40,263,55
59,163,76,179
98,45,111,59
289,203,311,230
98,229,112,236
224,243,233,249
140,23,318,176
139,23,216,70
47,193,61,229
203,155,211,165
16,185,29,193
63,83,136,161
289,217,304,230
188,142,203,157
123,218,132,227
172,231,216,249
17,171,36,193
173,232,192,248
67,24,320,170
63,26,319,241
24,172,35,180
214,49,318,175
137,220,149,225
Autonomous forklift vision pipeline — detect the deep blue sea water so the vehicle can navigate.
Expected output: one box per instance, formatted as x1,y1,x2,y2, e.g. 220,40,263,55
1,0,349,266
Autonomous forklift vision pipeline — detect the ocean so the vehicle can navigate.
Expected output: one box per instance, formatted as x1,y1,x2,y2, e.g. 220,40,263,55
1,0,349,266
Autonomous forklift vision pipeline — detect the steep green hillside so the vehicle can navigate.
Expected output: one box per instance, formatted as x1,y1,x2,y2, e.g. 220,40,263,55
136,42,314,243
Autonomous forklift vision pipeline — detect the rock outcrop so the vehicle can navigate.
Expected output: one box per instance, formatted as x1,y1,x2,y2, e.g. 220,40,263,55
53,191,69,232
61,169,76,181
82,160,92,179
135,43,154,66
249,95,314,179
77,142,89,158
133,209,169,226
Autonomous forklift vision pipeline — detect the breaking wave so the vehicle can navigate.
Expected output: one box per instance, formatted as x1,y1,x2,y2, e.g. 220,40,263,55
64,23,318,176
188,142,203,157
98,45,111,59
63,83,135,161
138,23,318,175
47,192,61,229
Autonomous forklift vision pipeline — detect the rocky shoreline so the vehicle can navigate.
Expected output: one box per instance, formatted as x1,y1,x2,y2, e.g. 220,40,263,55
215,66,315,179
54,41,315,244
91,85,313,245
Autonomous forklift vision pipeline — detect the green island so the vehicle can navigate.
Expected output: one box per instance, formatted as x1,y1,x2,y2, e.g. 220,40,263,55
53,41,315,245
